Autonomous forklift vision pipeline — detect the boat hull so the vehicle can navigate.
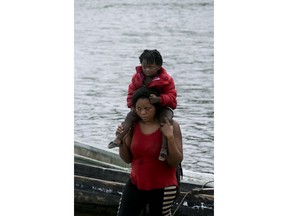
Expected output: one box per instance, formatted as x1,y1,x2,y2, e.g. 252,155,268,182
74,141,214,216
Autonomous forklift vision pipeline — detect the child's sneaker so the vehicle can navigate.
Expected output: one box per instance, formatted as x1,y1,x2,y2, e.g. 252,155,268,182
108,141,119,149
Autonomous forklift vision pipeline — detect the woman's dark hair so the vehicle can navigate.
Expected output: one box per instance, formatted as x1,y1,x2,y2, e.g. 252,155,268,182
132,87,161,116
139,49,163,66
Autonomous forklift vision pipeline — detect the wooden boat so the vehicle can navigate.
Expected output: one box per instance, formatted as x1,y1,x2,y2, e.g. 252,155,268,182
74,140,214,216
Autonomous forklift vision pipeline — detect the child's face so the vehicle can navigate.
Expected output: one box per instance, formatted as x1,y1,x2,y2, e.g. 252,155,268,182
141,59,161,77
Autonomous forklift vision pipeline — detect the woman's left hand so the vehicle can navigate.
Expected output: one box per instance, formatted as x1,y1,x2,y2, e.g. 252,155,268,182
160,117,174,138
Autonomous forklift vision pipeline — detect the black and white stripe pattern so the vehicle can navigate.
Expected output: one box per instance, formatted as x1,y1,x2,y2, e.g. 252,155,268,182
116,194,123,216
161,185,177,216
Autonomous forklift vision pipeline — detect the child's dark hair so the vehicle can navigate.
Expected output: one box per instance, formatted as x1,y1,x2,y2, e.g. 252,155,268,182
132,87,161,116
139,49,163,66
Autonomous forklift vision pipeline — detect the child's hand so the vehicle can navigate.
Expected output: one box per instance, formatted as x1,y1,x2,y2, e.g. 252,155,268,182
149,94,161,104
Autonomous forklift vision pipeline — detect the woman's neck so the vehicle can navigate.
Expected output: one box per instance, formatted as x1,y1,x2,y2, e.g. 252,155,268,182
139,118,160,134
140,116,159,124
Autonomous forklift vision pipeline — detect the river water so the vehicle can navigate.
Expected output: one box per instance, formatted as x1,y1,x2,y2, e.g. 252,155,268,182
74,0,214,174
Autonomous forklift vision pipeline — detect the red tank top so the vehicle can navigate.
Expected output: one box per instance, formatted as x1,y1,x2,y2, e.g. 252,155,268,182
130,123,177,190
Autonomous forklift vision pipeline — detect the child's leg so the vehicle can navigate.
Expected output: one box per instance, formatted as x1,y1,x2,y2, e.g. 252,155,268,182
159,107,174,123
158,107,174,161
108,110,138,149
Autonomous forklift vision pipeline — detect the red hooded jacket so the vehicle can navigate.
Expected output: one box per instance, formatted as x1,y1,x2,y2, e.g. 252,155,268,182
127,66,177,109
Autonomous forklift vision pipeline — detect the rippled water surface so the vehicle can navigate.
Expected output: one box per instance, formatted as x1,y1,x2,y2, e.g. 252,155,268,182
75,0,214,174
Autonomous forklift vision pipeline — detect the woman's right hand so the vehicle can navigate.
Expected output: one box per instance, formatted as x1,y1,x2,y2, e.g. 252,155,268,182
116,122,131,147
115,123,124,135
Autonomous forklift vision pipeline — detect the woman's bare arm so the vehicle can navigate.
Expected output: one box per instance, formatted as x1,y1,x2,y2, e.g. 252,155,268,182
118,126,133,164
161,118,183,167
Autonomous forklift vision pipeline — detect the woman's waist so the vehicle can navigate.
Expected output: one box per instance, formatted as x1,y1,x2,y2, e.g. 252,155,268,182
130,158,177,190
131,158,175,174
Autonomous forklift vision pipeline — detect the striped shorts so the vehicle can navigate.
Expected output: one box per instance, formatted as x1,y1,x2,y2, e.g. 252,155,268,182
117,179,178,216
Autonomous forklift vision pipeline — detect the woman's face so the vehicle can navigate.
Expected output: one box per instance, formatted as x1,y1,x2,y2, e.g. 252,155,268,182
135,98,156,122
